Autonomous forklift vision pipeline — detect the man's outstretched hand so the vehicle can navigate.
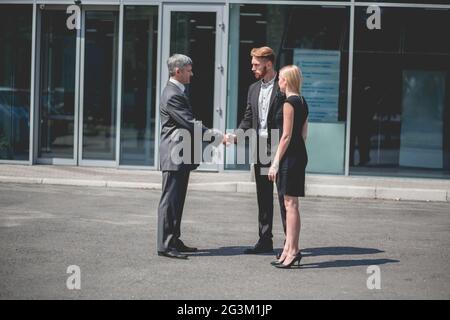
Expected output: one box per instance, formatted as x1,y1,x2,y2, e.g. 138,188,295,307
223,133,236,145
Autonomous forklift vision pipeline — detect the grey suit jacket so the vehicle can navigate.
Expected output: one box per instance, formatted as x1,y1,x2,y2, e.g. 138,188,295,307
159,81,207,171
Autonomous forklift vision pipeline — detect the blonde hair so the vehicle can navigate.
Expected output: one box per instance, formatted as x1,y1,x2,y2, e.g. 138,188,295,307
280,65,303,95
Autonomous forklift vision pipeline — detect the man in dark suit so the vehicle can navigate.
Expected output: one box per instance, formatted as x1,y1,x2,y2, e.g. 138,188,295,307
227,47,286,254
158,54,223,259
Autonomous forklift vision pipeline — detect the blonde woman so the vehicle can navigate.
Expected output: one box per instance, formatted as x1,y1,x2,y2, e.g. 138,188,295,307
268,65,308,269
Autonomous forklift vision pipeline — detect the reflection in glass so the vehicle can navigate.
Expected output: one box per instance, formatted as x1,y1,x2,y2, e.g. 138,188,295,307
356,0,449,4
0,5,32,160
170,11,216,129
120,6,158,166
39,10,76,159
350,7,450,178
82,11,118,161
227,4,349,172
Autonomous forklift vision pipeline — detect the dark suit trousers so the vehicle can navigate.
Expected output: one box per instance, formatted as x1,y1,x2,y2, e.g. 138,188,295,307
254,164,287,242
157,169,190,252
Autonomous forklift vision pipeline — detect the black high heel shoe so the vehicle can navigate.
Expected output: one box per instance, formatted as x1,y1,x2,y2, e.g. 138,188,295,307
274,252,302,269
270,258,285,266
271,252,285,266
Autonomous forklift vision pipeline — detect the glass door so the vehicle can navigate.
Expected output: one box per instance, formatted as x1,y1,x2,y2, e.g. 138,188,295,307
37,6,78,164
36,5,119,166
79,8,119,166
161,4,227,171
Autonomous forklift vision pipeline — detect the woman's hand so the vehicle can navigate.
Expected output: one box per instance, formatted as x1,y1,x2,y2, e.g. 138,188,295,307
268,165,278,182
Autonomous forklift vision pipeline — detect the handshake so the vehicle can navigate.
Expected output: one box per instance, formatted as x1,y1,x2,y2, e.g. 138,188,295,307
221,133,237,146
203,129,236,146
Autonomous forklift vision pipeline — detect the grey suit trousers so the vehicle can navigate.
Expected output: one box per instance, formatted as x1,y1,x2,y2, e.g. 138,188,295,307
157,169,191,252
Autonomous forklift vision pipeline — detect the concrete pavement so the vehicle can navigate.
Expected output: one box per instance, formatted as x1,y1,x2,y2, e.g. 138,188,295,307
0,183,449,299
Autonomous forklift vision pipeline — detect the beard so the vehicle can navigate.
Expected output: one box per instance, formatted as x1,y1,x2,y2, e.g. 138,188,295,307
253,66,267,80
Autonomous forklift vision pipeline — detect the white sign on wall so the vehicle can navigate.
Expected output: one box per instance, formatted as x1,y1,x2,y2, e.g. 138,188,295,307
293,49,341,122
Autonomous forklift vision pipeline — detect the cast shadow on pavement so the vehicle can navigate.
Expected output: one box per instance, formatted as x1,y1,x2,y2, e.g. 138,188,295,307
190,246,399,269
300,246,384,257
192,246,273,257
299,258,399,269
296,247,399,269
192,246,384,257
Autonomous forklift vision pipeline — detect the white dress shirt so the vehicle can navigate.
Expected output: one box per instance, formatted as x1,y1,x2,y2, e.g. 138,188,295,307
258,75,276,137
169,78,185,94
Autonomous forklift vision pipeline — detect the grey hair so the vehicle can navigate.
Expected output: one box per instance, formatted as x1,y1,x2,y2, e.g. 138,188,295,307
167,54,193,77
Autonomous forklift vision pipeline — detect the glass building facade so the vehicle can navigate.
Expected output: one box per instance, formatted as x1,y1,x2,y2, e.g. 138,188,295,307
0,0,449,180
0,5,32,161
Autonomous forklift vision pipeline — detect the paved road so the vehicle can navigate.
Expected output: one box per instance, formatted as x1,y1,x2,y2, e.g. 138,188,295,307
0,183,449,299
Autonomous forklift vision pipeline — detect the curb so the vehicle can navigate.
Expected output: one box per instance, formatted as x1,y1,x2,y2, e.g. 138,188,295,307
375,187,448,202
306,184,376,199
106,181,161,190
0,176,43,184
0,175,448,202
42,178,107,187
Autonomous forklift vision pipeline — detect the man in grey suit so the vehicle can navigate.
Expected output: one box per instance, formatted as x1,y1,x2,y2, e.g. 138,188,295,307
158,54,223,259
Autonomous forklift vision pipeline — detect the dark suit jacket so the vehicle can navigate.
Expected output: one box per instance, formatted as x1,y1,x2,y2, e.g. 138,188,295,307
159,81,207,171
238,78,281,133
237,78,283,164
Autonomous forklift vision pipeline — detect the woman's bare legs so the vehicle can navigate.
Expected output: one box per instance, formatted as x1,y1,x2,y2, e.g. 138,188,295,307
278,195,301,265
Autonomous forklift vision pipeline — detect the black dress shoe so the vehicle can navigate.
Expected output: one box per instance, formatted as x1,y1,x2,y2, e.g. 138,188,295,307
158,250,188,259
175,241,198,253
244,242,273,254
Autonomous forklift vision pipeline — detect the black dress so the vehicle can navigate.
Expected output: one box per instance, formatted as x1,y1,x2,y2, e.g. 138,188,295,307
273,95,309,197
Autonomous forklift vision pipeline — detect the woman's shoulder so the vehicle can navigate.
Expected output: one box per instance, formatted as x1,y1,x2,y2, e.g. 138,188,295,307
284,95,303,106
284,96,308,116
